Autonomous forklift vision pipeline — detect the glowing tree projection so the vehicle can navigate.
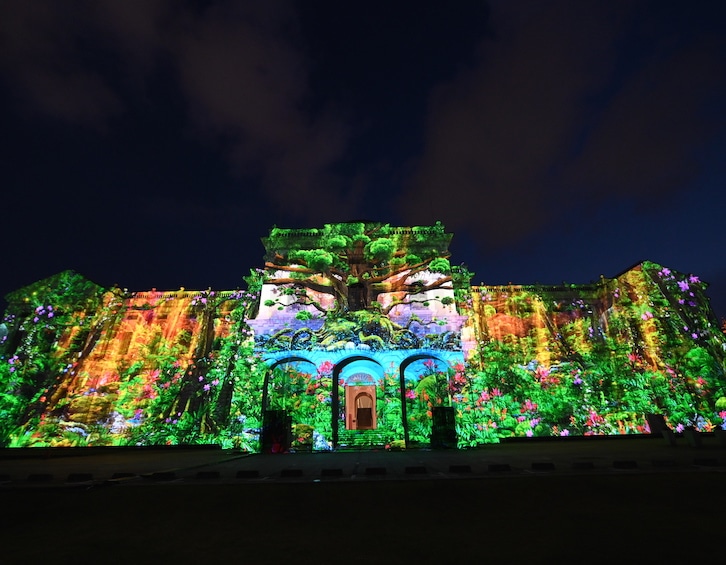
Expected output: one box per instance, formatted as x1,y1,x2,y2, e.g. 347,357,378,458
1,223,725,450
250,222,469,450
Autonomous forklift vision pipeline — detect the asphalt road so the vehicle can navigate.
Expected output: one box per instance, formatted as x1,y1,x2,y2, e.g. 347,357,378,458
1,435,724,563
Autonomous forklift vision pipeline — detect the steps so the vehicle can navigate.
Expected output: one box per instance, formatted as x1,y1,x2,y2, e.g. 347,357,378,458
336,429,391,450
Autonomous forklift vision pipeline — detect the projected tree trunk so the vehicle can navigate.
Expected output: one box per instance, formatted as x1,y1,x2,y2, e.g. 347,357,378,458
262,222,455,316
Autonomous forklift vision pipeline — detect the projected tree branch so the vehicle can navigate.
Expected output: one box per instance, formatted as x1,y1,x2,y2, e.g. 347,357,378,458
262,222,454,315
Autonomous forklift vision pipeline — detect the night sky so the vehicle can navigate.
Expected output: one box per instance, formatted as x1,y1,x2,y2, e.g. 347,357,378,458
2,1,725,321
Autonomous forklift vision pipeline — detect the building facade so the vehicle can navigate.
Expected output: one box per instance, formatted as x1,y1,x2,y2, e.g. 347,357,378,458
1,222,725,450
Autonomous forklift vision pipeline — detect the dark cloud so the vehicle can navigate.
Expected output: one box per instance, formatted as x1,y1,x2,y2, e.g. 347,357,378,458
0,1,354,220
565,36,726,201
402,1,726,247
0,2,126,126
170,3,355,221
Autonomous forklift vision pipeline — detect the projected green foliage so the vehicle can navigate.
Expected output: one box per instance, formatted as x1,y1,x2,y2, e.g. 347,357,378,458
0,276,267,449
449,261,726,444
1,225,725,450
266,361,334,450
263,222,453,315
123,293,267,450
0,271,106,445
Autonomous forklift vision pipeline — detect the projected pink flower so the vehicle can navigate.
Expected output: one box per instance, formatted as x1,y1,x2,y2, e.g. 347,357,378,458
522,399,537,412
317,360,334,375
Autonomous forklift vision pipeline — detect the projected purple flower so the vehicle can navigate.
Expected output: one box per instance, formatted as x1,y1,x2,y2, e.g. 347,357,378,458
677,280,690,292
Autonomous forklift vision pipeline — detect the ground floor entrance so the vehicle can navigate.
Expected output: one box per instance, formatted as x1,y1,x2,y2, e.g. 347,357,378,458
345,379,377,430
261,351,463,451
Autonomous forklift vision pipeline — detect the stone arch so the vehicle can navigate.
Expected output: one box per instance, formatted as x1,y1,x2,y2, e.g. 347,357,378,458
262,356,316,411
399,352,450,447
262,355,334,452
331,355,385,446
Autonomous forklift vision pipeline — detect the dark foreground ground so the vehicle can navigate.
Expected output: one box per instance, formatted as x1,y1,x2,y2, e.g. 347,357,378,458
1,435,725,563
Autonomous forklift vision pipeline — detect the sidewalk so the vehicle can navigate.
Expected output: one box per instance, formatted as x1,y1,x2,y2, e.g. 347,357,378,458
1,435,724,563
1,433,724,487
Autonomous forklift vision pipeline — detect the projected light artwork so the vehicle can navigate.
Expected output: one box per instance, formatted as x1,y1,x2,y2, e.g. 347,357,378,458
1,222,725,450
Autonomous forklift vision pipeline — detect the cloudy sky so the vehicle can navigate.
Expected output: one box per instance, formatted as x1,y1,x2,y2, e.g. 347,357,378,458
1,1,725,320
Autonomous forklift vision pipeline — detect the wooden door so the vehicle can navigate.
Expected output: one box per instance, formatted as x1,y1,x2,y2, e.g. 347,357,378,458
345,384,377,430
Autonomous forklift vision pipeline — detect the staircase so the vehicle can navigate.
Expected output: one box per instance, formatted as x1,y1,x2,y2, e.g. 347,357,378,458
336,429,390,450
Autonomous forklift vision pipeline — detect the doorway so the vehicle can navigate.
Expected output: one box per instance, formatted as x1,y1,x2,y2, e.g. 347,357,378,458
345,383,377,430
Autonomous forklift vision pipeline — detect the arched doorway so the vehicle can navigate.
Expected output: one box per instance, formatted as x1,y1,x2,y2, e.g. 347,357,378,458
344,372,377,430
400,355,452,447
354,391,374,429
262,358,333,452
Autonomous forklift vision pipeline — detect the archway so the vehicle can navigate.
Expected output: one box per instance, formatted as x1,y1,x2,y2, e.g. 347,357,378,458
262,357,333,452
344,373,377,430
400,354,451,447
333,356,387,448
